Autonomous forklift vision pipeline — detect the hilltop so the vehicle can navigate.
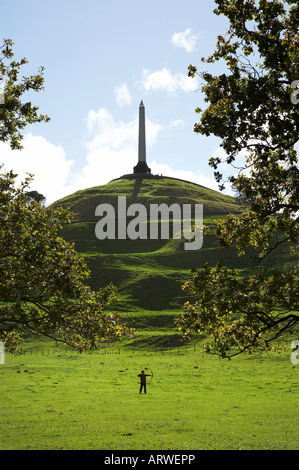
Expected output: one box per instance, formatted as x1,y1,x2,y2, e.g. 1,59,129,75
52,175,241,221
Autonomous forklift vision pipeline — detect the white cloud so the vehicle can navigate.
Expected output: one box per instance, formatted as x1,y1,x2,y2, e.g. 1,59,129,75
171,28,198,53
168,119,184,128
0,111,163,205
149,160,219,192
141,68,199,95
83,109,221,196
70,107,163,190
0,133,74,205
0,110,224,206
115,83,132,107
85,108,137,150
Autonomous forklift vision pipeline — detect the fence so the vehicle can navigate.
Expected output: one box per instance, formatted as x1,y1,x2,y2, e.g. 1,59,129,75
11,343,198,357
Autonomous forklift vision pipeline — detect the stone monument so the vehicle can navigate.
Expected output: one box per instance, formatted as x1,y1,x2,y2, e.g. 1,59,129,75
133,100,151,175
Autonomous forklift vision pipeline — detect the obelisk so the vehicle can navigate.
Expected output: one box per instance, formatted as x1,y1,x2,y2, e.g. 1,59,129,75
138,100,146,162
134,100,151,174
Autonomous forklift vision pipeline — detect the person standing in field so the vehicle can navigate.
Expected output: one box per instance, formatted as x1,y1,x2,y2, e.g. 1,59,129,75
138,370,151,394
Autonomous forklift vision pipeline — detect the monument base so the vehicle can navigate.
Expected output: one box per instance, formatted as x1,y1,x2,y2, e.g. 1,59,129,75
133,161,151,175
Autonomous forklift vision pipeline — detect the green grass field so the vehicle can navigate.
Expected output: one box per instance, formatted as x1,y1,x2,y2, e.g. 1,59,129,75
1,330,298,450
2,176,298,451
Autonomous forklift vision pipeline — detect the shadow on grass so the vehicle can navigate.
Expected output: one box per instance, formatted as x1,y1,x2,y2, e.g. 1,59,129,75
125,333,186,350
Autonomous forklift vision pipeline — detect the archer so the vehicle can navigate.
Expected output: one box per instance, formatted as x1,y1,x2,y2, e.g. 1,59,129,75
138,370,152,394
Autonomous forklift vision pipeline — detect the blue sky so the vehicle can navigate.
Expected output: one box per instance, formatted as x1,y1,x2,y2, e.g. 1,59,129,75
0,0,233,204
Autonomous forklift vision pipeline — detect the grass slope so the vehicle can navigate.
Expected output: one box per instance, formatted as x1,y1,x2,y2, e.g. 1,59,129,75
52,176,294,316
52,177,243,310
53,176,241,221
1,340,298,450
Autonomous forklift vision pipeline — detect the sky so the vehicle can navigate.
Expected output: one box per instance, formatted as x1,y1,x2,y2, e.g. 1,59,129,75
0,0,235,205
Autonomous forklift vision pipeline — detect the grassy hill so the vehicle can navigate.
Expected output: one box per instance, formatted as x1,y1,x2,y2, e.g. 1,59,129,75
51,175,294,340
52,176,242,307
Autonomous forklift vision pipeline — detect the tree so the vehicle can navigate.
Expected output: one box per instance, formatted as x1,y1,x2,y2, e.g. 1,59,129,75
0,170,129,351
0,40,130,351
0,39,50,150
177,0,299,358
25,190,46,206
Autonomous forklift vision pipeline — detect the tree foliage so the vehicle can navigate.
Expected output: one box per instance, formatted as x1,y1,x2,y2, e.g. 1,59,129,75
0,170,129,352
177,0,299,357
0,38,50,150
178,262,298,358
0,40,130,351
25,190,46,206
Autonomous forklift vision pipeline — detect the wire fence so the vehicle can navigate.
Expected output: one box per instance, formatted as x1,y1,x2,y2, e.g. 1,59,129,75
12,343,198,357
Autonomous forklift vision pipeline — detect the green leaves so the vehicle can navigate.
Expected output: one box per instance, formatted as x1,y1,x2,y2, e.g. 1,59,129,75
190,0,299,186
0,40,131,351
0,171,130,352
189,0,299,243
177,262,299,358
179,0,299,357
0,39,50,149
